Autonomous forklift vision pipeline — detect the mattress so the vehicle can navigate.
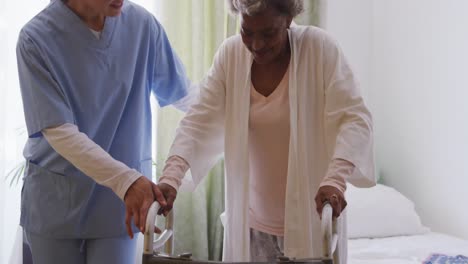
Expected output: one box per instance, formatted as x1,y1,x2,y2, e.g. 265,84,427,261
348,232,468,264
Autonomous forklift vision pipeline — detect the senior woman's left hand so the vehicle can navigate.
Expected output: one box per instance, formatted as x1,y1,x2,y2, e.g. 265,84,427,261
315,185,347,219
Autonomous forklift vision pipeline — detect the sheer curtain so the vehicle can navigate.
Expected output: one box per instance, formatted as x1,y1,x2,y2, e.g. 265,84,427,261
148,1,236,261
296,0,322,26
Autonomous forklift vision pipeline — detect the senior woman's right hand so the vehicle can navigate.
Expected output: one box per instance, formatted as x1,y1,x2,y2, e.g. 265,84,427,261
315,185,347,219
157,183,178,216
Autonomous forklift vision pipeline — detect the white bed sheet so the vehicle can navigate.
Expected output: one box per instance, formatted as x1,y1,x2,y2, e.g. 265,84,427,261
348,232,468,264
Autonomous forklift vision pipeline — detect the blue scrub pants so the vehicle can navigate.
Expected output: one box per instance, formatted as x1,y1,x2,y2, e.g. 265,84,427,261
25,231,138,264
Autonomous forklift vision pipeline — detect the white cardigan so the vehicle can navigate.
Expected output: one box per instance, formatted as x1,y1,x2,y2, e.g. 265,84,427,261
168,25,375,262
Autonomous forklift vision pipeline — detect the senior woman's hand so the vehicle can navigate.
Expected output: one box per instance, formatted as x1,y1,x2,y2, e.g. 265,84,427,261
315,185,347,219
157,183,178,216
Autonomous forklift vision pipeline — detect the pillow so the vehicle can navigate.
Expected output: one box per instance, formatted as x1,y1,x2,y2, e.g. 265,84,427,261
346,183,430,239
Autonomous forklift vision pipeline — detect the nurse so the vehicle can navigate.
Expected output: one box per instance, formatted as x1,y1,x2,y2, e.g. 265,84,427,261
158,0,375,263
16,0,194,263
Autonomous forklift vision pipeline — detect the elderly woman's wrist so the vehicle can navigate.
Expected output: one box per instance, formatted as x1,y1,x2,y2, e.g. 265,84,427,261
158,176,181,192
319,181,346,194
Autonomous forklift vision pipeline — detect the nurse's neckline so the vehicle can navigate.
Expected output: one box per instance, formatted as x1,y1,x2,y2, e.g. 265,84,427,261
56,0,117,48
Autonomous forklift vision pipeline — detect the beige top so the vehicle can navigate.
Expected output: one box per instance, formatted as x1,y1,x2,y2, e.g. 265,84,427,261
248,67,290,236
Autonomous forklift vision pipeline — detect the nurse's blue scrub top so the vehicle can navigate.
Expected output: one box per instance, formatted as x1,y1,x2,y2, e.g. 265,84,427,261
17,0,189,238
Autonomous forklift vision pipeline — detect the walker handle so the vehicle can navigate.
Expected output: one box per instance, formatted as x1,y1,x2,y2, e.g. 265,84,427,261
321,203,338,261
143,202,174,255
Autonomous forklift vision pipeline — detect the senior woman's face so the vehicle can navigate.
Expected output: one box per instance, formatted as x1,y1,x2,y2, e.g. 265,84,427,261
240,6,292,65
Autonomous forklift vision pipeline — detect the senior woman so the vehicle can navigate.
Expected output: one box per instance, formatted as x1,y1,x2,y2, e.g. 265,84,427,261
158,0,375,262
16,0,195,263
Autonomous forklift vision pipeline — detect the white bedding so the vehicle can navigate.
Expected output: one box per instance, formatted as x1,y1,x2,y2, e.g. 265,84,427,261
348,232,468,264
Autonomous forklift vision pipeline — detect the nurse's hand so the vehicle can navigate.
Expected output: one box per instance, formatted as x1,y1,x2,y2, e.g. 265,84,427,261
124,176,167,239
315,185,347,219
157,183,177,217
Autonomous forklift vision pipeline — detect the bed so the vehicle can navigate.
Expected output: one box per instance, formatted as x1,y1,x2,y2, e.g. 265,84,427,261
346,184,468,264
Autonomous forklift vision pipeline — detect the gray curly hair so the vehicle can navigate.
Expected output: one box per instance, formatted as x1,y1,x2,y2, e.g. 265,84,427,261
227,0,304,17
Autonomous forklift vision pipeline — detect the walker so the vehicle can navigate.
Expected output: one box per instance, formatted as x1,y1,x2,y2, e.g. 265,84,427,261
142,202,338,264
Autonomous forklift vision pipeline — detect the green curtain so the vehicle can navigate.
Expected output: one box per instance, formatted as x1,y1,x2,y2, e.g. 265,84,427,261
153,0,320,261
154,0,237,261
295,0,322,26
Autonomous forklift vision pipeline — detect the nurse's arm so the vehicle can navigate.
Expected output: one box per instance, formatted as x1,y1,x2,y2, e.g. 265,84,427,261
42,123,167,238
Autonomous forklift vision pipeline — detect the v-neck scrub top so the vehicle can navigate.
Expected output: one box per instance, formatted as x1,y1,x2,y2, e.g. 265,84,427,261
17,0,189,238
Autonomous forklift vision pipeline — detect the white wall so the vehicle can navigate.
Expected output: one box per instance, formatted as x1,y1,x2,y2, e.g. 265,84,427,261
371,0,468,239
324,0,468,239
321,0,373,99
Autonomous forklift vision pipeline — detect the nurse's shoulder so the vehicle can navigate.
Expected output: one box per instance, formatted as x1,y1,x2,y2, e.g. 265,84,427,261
17,1,69,51
16,8,57,66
